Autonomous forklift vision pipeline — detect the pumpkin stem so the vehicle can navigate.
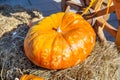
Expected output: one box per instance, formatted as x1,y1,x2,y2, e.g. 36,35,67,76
57,26,62,32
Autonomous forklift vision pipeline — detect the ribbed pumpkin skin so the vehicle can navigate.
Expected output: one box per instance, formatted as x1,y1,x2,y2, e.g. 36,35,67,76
24,12,96,70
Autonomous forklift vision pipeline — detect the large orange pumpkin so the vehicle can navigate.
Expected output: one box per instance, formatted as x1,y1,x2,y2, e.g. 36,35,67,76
24,12,96,70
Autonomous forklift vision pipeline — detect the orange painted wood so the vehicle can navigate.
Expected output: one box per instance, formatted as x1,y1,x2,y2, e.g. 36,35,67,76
113,0,120,49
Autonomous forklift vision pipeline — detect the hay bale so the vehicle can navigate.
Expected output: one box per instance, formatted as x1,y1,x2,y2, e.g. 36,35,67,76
0,5,120,80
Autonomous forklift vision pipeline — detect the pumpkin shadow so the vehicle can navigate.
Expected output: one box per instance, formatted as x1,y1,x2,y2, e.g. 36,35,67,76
0,22,51,80
0,5,47,80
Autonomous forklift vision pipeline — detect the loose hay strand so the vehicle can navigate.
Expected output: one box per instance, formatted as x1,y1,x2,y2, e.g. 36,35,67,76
1,50,9,80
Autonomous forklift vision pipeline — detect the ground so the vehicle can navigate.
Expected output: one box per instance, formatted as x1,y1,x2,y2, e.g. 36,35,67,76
0,5,120,80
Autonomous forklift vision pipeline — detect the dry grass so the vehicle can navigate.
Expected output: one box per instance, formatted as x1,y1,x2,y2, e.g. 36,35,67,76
0,5,120,80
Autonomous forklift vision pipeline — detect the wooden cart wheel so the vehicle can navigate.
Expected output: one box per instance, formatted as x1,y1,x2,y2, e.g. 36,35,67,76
61,0,120,49
61,0,71,12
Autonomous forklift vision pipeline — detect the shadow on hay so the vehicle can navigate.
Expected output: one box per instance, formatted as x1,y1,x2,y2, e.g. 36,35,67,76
0,4,46,79
0,23,48,80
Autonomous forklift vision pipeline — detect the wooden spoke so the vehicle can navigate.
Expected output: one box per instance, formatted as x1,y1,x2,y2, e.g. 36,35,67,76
93,19,107,45
84,5,115,19
61,0,71,11
66,1,86,10
113,0,120,49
